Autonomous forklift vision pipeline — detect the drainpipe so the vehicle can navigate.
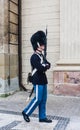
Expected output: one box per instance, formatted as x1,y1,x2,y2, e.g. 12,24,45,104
8,0,10,87
18,0,27,91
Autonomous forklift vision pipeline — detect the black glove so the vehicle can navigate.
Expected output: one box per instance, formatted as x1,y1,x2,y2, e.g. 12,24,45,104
45,62,51,69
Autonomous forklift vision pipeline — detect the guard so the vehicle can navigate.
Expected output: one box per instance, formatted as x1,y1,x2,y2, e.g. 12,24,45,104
22,30,52,123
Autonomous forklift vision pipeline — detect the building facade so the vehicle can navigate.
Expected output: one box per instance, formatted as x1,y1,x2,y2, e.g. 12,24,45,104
22,0,60,92
0,0,20,95
0,0,80,96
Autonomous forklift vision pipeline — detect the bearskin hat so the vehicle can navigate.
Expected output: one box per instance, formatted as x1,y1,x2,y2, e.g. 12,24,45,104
30,30,46,51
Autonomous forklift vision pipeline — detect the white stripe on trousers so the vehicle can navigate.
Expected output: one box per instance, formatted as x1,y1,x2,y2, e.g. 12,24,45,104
26,85,38,115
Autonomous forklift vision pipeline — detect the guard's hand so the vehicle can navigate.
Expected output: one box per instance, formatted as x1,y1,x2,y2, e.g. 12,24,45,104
45,62,51,69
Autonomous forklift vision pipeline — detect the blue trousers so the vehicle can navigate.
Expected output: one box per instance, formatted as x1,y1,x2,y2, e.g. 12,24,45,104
23,84,47,119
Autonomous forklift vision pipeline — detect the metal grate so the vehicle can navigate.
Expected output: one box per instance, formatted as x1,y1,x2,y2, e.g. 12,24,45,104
8,0,19,46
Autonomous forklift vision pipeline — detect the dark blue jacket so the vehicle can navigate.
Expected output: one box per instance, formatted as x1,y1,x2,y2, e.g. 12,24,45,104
30,52,50,85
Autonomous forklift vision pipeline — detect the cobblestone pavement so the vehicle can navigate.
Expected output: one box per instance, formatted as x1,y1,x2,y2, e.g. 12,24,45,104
0,110,70,130
0,91,80,130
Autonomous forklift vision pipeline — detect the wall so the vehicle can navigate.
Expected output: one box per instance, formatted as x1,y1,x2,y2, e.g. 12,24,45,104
0,0,19,95
22,0,60,92
53,0,80,96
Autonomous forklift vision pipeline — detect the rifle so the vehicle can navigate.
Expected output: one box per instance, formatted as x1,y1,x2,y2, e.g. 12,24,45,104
44,26,47,59
42,26,48,63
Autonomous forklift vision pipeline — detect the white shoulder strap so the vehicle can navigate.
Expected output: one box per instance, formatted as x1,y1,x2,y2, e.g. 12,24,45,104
32,52,44,76
35,52,43,64
32,68,37,76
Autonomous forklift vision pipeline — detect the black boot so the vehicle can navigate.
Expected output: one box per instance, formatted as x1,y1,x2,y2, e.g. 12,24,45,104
39,118,52,123
22,111,30,122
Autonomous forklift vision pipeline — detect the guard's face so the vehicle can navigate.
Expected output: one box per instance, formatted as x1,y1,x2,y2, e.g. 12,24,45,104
40,45,45,50
37,45,45,52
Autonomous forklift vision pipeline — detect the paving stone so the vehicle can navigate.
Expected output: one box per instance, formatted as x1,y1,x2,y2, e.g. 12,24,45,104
0,91,80,130
0,111,70,130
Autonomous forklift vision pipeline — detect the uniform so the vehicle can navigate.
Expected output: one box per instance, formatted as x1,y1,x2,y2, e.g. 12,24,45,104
22,30,52,123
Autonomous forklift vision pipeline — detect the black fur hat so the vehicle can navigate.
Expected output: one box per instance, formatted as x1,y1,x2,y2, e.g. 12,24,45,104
30,30,46,51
